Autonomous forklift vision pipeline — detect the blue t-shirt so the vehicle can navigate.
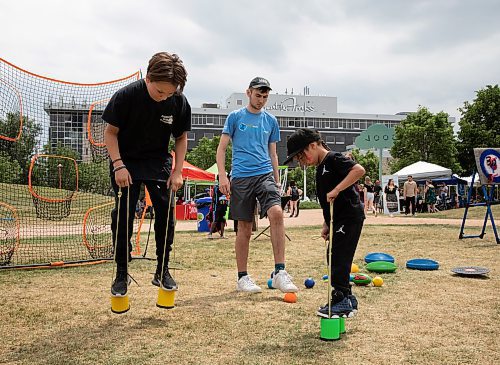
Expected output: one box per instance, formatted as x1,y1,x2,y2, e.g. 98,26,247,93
222,107,280,178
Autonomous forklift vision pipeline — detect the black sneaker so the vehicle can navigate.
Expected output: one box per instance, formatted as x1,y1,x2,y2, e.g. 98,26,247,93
152,269,177,290
152,272,161,287
111,270,130,297
348,294,358,315
317,297,353,318
161,270,177,290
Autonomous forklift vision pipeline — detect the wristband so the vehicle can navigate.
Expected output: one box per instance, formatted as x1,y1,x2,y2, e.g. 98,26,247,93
113,165,126,173
111,158,122,164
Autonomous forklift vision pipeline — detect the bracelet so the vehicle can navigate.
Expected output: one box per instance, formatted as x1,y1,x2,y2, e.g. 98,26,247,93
111,158,122,164
113,165,127,173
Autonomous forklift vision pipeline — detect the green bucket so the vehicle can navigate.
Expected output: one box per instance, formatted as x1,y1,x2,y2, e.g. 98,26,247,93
320,317,340,341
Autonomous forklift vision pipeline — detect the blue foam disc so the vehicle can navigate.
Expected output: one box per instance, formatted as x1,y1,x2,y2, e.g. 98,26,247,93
406,258,439,270
365,252,395,264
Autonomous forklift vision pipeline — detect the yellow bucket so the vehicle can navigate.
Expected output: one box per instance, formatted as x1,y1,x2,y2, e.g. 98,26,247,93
156,287,176,309
111,294,130,314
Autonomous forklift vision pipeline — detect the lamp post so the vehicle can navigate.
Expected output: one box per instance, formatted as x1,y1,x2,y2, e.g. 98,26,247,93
57,163,63,189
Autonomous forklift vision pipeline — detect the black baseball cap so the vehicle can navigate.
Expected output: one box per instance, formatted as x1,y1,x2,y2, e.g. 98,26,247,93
249,77,272,90
283,128,321,164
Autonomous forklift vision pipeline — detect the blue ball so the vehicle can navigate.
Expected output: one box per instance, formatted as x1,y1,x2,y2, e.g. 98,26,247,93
322,274,329,281
267,278,275,289
349,274,355,282
304,278,315,288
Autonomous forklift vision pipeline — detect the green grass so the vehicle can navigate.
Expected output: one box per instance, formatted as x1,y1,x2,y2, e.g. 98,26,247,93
413,204,500,220
0,223,498,365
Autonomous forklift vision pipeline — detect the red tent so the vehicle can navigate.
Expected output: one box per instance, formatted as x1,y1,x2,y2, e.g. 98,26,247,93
171,153,215,182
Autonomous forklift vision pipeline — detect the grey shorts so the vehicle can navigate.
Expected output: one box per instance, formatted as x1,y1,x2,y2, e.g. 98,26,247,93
230,172,281,221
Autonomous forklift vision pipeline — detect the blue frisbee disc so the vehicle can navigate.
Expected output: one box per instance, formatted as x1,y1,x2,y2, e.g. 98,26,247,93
365,252,395,264
406,258,439,271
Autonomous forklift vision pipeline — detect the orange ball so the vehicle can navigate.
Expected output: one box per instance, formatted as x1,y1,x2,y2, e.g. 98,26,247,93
284,292,298,303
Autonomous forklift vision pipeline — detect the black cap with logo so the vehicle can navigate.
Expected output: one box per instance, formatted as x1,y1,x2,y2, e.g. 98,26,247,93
249,77,272,90
283,128,322,164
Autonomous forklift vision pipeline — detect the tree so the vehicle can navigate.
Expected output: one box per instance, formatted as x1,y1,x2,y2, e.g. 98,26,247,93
79,160,113,195
287,166,316,200
0,152,22,183
32,143,80,189
186,135,232,172
389,106,459,173
0,112,42,183
350,149,378,182
457,84,500,174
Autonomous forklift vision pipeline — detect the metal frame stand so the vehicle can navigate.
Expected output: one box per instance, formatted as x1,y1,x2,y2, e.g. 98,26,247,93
459,170,499,244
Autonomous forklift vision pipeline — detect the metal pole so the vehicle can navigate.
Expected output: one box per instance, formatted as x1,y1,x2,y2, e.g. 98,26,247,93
378,149,383,183
303,165,308,200
57,163,63,189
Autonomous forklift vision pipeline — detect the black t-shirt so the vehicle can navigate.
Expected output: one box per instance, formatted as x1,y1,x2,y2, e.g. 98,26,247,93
102,79,191,181
365,184,375,193
374,184,382,197
316,152,365,224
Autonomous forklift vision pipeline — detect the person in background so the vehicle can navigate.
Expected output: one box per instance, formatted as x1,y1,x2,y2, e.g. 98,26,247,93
287,180,302,218
364,176,375,215
403,175,418,216
357,183,365,209
384,179,398,217
373,180,383,216
425,180,437,213
208,195,229,239
440,183,449,209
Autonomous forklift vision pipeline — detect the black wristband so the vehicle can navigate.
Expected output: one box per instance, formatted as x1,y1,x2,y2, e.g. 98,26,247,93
112,158,122,164
113,165,126,173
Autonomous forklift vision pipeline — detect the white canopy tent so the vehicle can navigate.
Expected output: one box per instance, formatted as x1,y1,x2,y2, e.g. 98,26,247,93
459,173,481,187
394,161,452,181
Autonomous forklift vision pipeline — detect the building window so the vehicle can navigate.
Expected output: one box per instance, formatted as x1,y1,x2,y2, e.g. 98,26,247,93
187,132,195,141
307,120,315,128
237,99,243,105
204,133,214,139
336,135,345,144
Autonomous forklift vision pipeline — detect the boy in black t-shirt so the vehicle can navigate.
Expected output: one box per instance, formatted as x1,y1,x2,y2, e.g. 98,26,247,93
284,129,365,317
103,52,191,297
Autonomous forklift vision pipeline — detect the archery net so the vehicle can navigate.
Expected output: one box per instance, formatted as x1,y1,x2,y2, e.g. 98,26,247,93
0,58,144,268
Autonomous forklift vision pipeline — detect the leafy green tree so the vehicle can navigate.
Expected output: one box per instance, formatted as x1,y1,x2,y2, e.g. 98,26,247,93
0,151,22,183
0,112,42,183
390,106,459,173
186,135,232,172
457,84,500,174
79,160,112,195
287,166,316,200
31,143,80,189
351,149,378,182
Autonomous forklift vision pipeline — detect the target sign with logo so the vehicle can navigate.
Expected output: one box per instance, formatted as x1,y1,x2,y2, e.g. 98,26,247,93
474,148,500,185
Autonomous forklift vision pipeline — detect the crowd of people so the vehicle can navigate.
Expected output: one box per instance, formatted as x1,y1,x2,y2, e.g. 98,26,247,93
349,173,459,217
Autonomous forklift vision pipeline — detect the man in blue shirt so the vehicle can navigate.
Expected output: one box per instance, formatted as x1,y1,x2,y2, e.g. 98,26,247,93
216,77,298,294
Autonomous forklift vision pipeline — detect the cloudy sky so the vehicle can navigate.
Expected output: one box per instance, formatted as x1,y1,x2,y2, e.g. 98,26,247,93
2,0,499,122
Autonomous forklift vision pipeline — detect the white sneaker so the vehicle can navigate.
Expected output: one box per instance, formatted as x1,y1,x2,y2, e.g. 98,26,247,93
237,275,262,293
272,270,298,293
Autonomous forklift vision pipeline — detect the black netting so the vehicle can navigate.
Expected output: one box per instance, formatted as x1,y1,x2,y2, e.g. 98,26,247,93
0,58,142,267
